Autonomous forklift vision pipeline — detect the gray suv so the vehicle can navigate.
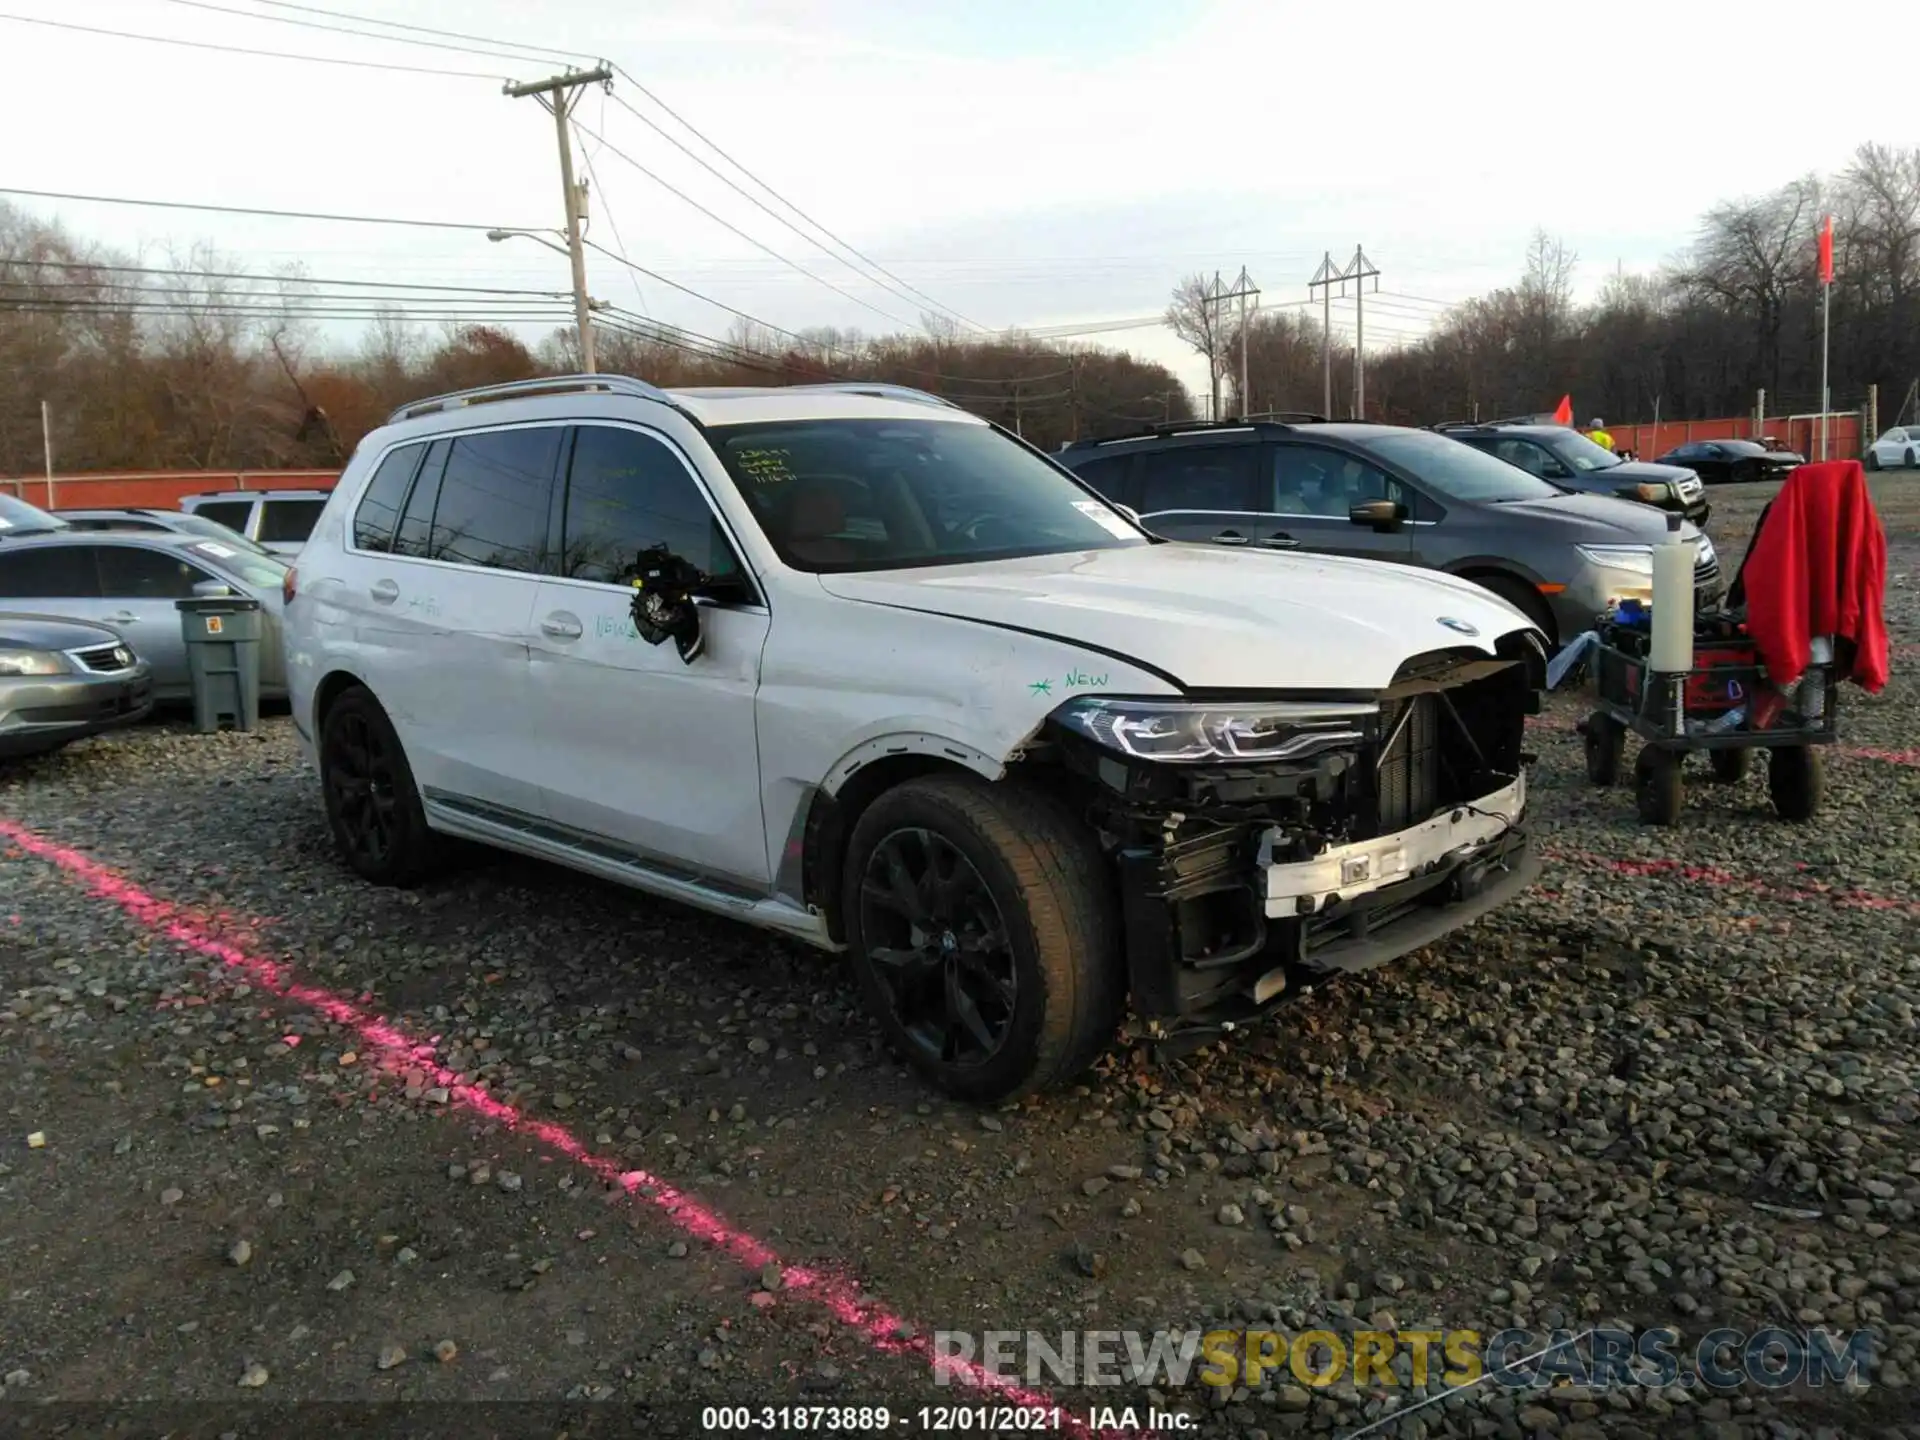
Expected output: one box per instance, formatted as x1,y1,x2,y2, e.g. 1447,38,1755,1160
1059,420,1721,644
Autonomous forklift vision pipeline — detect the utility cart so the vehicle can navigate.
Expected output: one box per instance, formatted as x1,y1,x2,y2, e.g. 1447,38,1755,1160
1578,616,1839,825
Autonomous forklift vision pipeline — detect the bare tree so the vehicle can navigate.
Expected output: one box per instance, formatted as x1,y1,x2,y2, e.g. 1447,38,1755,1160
1682,177,1821,399
1165,273,1228,420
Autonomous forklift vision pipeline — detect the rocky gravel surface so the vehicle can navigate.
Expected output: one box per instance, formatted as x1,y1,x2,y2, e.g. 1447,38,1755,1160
1,476,1916,1439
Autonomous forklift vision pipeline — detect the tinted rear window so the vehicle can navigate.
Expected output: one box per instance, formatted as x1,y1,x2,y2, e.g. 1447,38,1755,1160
425,427,562,572
258,498,326,544
353,445,425,552
192,500,254,531
0,544,99,597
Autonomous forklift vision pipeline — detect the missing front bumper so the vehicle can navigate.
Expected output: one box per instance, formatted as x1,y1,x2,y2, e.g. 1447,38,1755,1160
1118,777,1535,1027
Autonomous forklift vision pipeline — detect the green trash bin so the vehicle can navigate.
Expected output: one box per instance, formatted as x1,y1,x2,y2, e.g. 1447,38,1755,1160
175,594,264,733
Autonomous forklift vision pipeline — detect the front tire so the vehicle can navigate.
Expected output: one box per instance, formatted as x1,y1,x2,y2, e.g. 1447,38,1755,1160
1767,746,1823,822
1634,746,1684,826
1866,450,1882,471
1471,574,1557,646
318,685,449,886
1907,447,1918,469
841,775,1123,1103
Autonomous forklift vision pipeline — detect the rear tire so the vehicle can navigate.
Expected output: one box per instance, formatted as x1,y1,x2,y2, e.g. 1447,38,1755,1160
1583,712,1624,786
1634,746,1684,826
1707,747,1751,784
1767,746,1823,822
318,685,450,886
841,774,1123,1103
1471,574,1557,646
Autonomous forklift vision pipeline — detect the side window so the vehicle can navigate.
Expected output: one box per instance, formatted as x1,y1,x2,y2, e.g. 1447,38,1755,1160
427,428,563,573
0,545,101,598
258,498,326,545
1135,445,1262,514
1071,455,1132,502
394,440,449,559
560,426,739,585
353,445,425,552
1490,439,1548,476
193,501,254,532
97,546,212,600
1272,446,1391,516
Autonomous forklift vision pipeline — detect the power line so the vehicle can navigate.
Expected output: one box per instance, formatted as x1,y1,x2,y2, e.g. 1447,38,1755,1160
250,0,594,64
0,259,568,297
0,10,505,78
602,88,985,334
570,116,920,332
0,186,535,234
572,129,648,319
149,0,553,66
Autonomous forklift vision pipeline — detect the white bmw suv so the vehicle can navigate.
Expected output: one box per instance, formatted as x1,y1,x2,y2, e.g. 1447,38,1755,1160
285,375,1545,1101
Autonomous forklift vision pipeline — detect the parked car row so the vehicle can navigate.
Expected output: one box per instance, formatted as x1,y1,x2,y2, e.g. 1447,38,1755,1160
1057,417,1720,645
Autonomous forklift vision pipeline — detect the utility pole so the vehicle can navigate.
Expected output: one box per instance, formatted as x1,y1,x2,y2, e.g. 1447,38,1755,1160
1347,245,1381,420
1202,268,1259,419
506,64,613,374
40,400,54,507
1307,252,1338,417
1308,248,1379,419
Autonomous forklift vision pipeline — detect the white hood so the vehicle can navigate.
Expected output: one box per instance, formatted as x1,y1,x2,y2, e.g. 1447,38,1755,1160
817,543,1538,691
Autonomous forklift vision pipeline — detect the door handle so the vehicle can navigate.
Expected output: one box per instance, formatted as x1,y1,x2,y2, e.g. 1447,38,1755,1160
540,612,583,640
369,579,399,604
106,611,138,624
1256,534,1299,549
1212,530,1250,545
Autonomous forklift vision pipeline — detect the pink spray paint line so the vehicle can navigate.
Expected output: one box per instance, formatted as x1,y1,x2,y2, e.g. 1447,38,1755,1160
1543,846,1920,915
1842,745,1920,768
0,819,1126,1438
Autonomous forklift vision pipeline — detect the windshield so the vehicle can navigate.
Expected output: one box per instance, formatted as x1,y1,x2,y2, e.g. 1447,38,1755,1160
172,511,270,552
710,418,1145,573
0,495,70,536
189,539,287,588
1367,431,1565,503
1543,430,1624,472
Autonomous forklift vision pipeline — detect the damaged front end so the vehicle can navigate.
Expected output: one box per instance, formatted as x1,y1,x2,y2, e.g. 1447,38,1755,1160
1040,635,1544,1039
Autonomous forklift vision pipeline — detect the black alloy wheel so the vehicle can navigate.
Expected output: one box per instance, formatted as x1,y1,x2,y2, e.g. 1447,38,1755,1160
324,706,399,869
318,686,448,886
857,826,1018,1071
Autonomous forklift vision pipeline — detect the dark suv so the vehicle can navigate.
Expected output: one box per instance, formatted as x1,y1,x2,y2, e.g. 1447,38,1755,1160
1434,422,1709,525
1058,419,1721,645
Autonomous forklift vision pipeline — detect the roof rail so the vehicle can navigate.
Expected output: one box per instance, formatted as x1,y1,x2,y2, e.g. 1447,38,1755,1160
386,373,675,425
778,382,959,410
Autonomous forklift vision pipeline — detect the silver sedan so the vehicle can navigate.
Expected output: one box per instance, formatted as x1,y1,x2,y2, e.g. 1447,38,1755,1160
0,532,288,701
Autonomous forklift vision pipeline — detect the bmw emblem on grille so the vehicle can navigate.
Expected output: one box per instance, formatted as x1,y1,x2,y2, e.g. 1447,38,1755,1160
1436,616,1479,636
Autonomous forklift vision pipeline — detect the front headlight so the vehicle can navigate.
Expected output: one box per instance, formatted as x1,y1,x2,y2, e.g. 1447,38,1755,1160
1054,697,1377,765
0,648,69,676
1632,482,1674,503
1575,543,1654,576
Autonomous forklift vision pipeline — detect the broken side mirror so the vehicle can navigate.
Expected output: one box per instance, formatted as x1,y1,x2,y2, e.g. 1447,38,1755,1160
628,545,708,663
1348,499,1407,531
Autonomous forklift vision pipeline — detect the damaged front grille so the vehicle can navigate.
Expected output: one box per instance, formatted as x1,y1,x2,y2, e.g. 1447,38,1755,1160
1360,648,1528,838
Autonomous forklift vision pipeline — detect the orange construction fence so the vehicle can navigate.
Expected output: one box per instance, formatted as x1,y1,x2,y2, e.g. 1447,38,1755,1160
5,470,341,511
1607,413,1861,461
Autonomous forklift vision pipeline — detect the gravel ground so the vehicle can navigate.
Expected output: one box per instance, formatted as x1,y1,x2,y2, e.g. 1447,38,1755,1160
2,476,1916,1440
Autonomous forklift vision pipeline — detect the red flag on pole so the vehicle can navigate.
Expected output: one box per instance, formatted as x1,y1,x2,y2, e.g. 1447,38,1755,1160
1552,394,1572,426
1818,214,1834,285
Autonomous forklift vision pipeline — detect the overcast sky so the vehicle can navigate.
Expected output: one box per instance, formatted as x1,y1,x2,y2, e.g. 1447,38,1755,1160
3,0,1913,396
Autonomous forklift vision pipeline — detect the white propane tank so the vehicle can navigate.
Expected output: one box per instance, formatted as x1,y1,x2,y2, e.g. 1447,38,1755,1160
1648,512,1696,674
